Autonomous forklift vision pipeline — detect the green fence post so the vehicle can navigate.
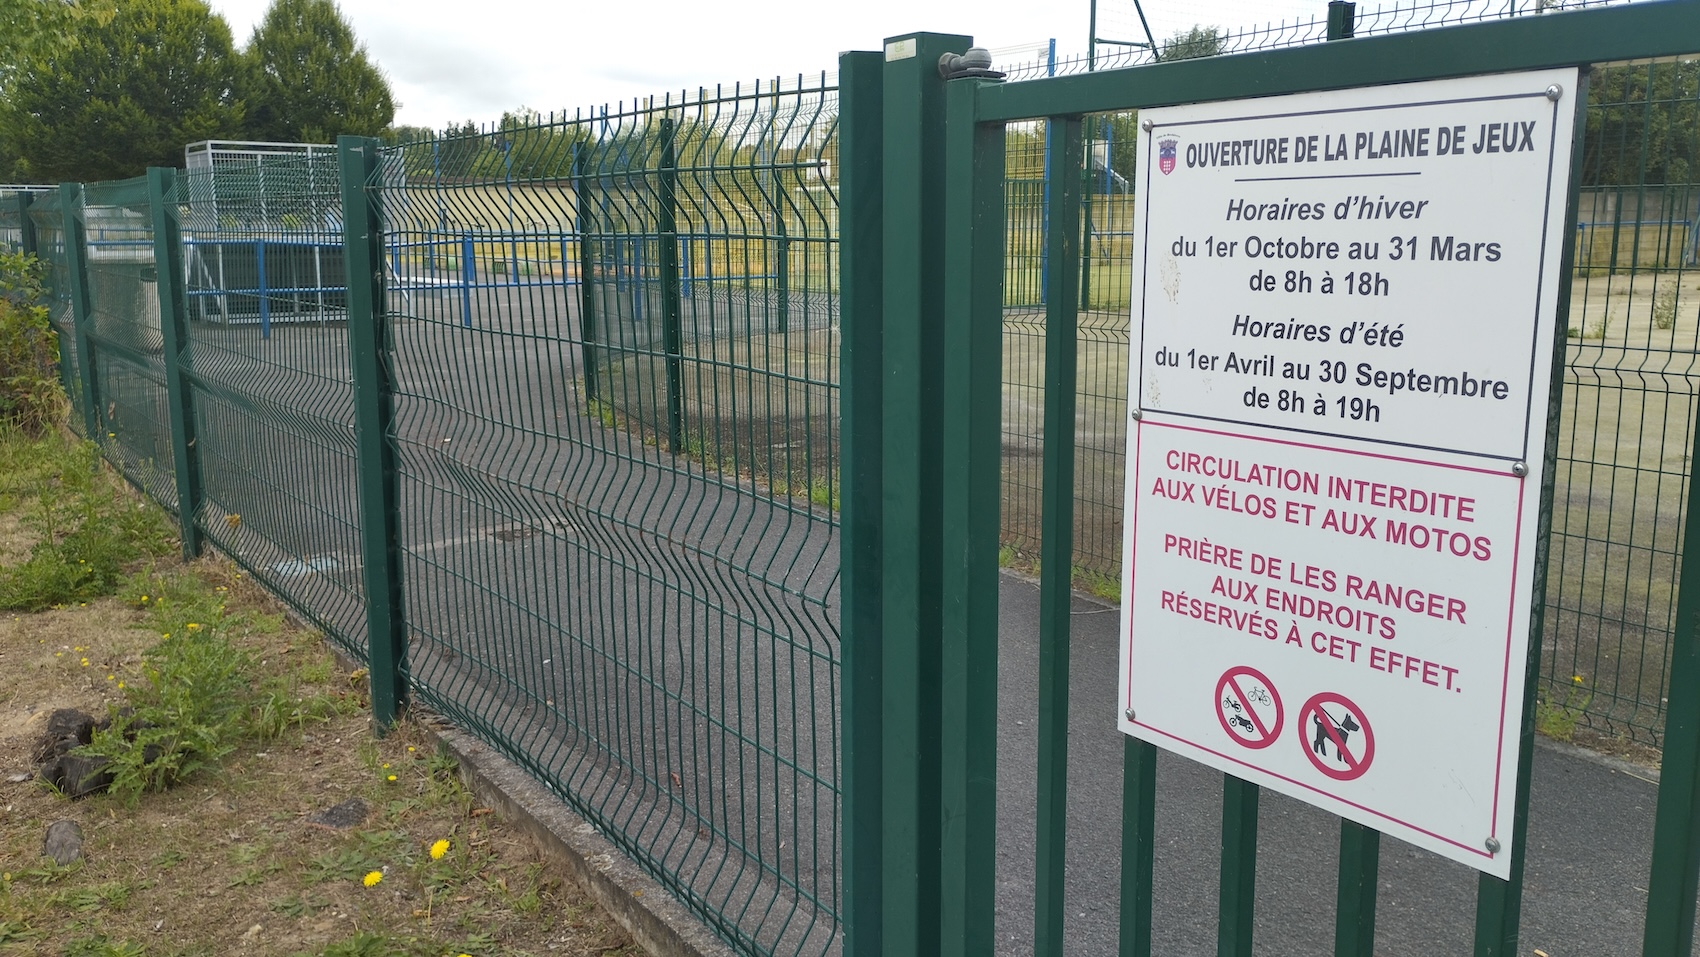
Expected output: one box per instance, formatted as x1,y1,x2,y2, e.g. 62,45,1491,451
1034,112,1083,957
939,72,1005,957
878,31,971,957
1120,738,1158,957
1327,0,1356,40
59,183,100,439
571,148,601,405
1334,821,1379,957
1640,75,1700,955
145,167,203,559
14,191,38,257
839,47,886,957
1219,774,1260,957
1646,396,1700,956
338,135,407,730
657,117,685,453
1473,68,1586,957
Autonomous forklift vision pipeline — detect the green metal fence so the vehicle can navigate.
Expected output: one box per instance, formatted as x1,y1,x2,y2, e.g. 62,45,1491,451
376,83,842,955
26,1,1700,955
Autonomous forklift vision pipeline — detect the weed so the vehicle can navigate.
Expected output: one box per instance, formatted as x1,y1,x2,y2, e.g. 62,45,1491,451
269,891,329,917
312,933,406,957
62,935,144,957
13,861,80,885
306,848,378,884
150,849,186,870
50,881,140,913
586,398,617,429
1535,676,1594,742
0,437,171,610
0,919,41,944
0,251,64,437
1653,278,1680,330
1072,565,1121,603
80,626,252,804
225,866,270,888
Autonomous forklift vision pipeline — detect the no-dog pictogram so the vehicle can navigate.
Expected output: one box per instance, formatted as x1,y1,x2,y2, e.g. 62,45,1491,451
1215,666,1283,749
1299,692,1375,781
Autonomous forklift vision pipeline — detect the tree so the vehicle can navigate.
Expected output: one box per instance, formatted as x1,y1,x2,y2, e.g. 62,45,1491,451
1161,25,1224,61
1582,60,1700,187
0,0,112,93
239,0,393,144
0,0,241,182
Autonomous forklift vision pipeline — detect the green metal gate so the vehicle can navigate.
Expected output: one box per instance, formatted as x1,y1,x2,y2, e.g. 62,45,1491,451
837,3,1700,955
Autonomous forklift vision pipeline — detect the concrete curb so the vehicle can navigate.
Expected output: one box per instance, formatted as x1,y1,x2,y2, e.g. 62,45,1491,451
418,715,738,957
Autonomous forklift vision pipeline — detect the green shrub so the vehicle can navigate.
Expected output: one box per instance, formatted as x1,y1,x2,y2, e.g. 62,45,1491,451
0,251,63,436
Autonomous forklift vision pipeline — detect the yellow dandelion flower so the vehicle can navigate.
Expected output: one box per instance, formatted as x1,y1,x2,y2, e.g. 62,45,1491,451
362,870,383,887
187,623,200,631
140,595,148,602
117,682,124,689
381,763,390,769
386,774,397,782
80,658,88,667
106,674,114,681
406,746,415,752
430,839,450,860
1572,675,1585,684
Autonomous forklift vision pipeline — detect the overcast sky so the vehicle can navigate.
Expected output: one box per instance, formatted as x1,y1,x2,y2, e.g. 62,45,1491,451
207,0,1330,129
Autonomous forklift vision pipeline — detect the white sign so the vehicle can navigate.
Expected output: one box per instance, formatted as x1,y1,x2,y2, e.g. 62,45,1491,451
1117,69,1579,879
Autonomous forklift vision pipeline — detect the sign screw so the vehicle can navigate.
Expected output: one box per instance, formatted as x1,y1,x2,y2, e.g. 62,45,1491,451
1545,83,1563,101
1511,461,1528,477
1124,708,1137,722
1141,118,1155,132
1484,836,1502,854
1130,408,1143,421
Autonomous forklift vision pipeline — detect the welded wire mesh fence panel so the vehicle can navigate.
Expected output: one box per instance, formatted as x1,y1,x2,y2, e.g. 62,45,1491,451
999,117,1134,590
79,178,177,507
1541,58,1700,746
28,191,85,436
1044,0,1649,80
175,160,369,656
380,82,841,957
1003,122,1048,568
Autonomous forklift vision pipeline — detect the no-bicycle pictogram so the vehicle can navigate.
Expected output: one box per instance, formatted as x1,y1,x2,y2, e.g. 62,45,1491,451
1215,666,1283,749
1299,692,1375,781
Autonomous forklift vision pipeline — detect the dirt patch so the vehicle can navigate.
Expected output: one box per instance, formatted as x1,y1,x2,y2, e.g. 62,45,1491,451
0,561,645,957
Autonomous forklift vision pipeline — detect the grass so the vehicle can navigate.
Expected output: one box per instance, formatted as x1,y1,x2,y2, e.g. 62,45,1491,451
0,428,644,956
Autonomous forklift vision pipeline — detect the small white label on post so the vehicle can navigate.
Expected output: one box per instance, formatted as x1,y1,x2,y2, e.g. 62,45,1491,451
885,38,917,61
